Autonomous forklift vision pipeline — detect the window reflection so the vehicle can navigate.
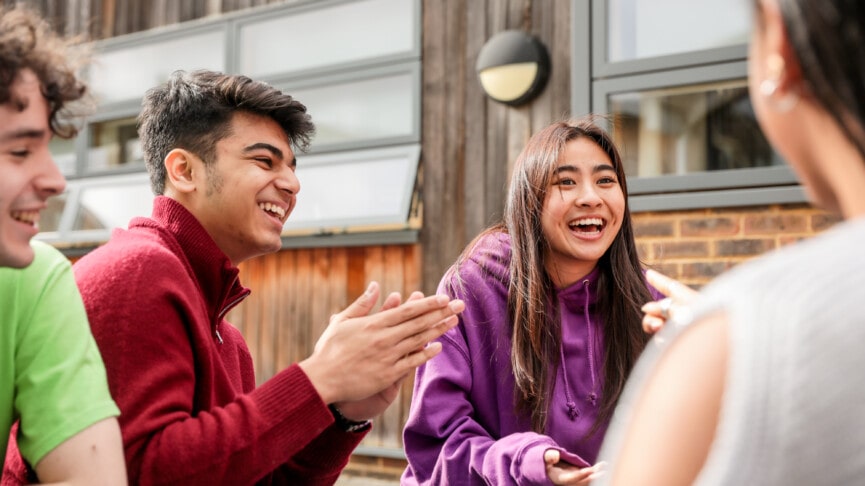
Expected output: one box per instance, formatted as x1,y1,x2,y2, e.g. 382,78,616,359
88,116,142,172
607,0,749,62
610,80,778,178
40,194,67,233
73,183,153,231
49,137,77,176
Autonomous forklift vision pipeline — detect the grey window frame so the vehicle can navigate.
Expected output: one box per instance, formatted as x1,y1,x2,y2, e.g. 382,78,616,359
43,0,422,247
572,0,807,211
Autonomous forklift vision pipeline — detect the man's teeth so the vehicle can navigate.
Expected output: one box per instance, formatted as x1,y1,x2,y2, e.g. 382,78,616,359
259,202,286,219
11,210,39,226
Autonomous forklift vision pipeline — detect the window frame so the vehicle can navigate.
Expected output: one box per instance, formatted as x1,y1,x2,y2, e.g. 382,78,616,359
46,0,422,245
572,0,807,211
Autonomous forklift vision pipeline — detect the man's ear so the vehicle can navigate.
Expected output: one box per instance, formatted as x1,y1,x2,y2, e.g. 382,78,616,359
164,148,199,194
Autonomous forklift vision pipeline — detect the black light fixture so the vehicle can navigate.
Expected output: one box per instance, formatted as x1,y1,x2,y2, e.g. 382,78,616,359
475,30,550,106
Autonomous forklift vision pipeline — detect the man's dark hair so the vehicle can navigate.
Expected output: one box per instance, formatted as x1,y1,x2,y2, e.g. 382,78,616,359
138,70,315,195
0,5,87,138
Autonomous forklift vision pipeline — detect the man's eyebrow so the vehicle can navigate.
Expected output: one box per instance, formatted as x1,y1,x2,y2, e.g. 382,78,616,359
242,142,284,161
0,128,46,144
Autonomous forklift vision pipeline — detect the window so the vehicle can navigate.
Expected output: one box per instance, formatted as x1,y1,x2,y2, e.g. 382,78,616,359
575,0,806,210
43,0,422,245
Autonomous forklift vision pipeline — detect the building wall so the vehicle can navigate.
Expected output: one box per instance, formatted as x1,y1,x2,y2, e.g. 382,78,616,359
14,0,841,482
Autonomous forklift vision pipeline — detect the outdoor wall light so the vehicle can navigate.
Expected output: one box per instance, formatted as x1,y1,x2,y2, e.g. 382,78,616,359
476,30,550,106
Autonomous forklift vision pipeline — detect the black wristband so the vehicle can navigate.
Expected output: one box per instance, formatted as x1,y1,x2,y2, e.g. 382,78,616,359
328,404,372,433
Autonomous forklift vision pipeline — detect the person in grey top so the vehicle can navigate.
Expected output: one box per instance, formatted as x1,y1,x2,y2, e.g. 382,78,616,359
595,0,865,484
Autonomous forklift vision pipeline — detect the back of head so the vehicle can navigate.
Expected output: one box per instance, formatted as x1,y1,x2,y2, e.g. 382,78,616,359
138,70,315,195
779,0,865,158
0,5,87,138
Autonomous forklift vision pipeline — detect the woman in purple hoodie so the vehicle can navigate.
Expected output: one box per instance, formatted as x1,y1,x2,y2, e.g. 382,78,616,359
402,118,661,485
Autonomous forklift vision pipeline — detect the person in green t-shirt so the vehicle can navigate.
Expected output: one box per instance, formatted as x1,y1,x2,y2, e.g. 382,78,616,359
0,5,126,485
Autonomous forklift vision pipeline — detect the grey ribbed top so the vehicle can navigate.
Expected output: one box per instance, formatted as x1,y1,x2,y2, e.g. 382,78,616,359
597,216,865,485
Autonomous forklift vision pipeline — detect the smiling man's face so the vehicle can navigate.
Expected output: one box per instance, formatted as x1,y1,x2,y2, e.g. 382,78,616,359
0,69,66,268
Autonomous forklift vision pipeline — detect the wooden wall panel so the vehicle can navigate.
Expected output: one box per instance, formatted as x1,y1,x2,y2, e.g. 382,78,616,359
227,244,422,450
420,0,572,293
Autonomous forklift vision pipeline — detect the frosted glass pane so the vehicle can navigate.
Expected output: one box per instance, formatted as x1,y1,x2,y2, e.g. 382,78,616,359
609,80,779,177
608,0,749,62
291,73,414,147
240,0,415,77
74,182,153,230
90,31,226,104
49,137,77,176
285,146,419,230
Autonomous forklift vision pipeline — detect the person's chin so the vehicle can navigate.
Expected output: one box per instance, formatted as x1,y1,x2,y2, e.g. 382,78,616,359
0,244,35,269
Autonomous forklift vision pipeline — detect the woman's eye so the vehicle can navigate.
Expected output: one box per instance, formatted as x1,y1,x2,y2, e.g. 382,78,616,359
10,149,29,158
256,158,273,167
556,178,576,186
598,176,617,184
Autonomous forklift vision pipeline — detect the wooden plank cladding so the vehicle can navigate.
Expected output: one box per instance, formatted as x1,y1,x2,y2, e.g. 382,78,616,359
226,243,422,449
420,0,572,294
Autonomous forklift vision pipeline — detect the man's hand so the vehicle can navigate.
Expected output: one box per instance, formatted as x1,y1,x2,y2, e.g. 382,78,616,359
299,282,464,410
335,290,424,421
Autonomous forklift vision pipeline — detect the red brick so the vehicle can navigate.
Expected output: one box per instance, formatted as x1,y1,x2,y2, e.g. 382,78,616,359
652,241,710,259
681,261,735,280
715,238,775,257
812,212,842,232
680,217,739,237
633,219,675,237
743,214,807,234
635,242,652,260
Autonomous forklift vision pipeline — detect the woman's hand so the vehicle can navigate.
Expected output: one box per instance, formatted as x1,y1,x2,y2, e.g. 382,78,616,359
641,269,699,334
544,449,605,485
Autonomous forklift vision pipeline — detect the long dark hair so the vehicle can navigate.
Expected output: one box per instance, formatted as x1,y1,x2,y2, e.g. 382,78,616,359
455,118,652,433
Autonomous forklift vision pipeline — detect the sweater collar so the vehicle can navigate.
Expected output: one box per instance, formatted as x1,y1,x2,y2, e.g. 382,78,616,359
138,196,250,324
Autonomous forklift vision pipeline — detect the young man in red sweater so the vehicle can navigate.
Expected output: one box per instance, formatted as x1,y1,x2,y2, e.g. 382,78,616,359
7,69,464,485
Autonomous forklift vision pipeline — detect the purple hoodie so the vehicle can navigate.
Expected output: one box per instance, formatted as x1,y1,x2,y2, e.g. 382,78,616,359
402,232,659,485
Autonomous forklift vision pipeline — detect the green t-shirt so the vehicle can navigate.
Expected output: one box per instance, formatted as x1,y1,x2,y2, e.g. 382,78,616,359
0,241,119,470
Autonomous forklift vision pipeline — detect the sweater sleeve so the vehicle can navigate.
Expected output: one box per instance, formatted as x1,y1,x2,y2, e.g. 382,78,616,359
402,264,559,485
266,423,366,485
402,333,558,485
75,248,351,486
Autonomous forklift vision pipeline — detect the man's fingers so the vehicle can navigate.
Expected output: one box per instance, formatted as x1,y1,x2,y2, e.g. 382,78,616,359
380,291,403,312
377,295,465,329
334,282,381,322
396,341,443,370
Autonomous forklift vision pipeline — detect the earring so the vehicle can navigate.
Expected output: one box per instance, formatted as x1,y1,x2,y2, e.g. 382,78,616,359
760,54,799,113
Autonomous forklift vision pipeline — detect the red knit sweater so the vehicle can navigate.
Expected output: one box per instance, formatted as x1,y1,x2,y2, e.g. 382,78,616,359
9,197,365,485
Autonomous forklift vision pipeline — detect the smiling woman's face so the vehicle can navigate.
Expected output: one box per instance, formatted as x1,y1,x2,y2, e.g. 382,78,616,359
541,137,625,287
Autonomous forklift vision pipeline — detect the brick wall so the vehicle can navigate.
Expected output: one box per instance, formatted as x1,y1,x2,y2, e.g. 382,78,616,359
633,203,841,288
338,203,841,483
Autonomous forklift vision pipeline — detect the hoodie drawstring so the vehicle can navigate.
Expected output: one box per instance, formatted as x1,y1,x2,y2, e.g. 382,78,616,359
560,278,597,421
583,279,598,406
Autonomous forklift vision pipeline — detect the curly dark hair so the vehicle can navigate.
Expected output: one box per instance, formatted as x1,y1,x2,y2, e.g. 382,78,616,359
138,70,315,195
0,5,87,138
